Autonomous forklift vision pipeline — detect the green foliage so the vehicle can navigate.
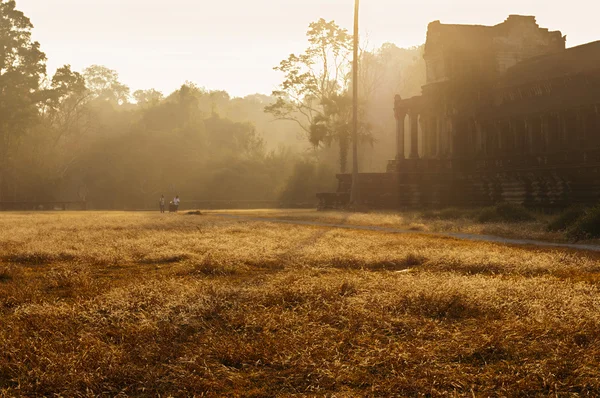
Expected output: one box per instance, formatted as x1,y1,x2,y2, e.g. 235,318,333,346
547,206,586,232
566,205,600,241
477,204,536,224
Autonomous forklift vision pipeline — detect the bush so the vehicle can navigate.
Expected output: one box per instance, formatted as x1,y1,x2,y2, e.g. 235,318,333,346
477,203,536,223
566,205,600,241
547,206,586,232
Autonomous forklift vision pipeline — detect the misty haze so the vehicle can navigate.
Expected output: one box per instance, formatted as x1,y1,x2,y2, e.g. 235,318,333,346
1,0,600,396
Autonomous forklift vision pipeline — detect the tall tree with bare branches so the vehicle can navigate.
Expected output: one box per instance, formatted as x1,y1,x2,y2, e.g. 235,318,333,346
266,19,373,172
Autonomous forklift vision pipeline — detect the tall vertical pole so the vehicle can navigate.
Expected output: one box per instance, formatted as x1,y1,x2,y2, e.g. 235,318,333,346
349,0,360,205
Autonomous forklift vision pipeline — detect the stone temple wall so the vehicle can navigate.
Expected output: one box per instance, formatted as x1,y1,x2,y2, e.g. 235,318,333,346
316,17,600,210
324,166,600,209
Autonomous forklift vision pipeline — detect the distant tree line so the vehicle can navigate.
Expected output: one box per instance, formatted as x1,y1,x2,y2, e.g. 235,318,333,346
0,1,425,209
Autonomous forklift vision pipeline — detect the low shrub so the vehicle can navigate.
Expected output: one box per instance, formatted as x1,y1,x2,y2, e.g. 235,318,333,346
566,205,600,241
547,206,586,232
477,203,535,223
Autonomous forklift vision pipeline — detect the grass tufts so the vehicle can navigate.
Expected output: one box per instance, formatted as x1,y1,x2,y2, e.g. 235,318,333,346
44,265,91,291
339,281,358,297
188,253,241,276
139,253,189,264
477,203,536,223
399,291,489,320
547,206,586,232
0,266,14,282
566,205,600,241
422,207,473,221
328,252,427,271
3,251,77,265
459,342,513,365
0,211,599,396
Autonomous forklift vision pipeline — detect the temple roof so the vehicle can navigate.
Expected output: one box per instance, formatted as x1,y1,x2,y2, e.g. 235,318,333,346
424,15,564,57
502,41,600,87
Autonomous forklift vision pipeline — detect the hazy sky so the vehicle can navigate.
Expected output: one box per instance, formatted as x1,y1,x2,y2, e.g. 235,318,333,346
17,0,599,98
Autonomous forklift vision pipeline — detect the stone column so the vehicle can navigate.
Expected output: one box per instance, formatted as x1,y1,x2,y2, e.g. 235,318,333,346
429,117,437,157
409,112,420,159
559,112,567,148
475,120,483,155
596,106,600,148
436,116,442,157
395,111,406,160
577,110,587,149
541,113,550,153
494,121,506,154
428,117,435,157
421,117,429,158
507,119,514,153
517,120,523,151
447,117,455,157
525,117,533,154
510,119,519,152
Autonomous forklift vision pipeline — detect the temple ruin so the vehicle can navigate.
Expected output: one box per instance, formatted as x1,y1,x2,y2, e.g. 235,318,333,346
320,15,600,208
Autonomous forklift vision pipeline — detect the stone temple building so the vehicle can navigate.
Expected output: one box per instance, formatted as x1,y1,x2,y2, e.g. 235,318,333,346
320,15,600,208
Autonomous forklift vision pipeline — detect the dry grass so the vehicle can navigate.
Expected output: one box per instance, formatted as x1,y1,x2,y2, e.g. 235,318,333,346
211,208,584,244
1,211,600,396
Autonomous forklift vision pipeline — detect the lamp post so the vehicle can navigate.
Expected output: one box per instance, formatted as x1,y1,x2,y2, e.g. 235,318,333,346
349,0,360,206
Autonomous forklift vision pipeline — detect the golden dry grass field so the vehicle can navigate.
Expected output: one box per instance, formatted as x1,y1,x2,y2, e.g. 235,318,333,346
209,209,569,243
1,211,600,397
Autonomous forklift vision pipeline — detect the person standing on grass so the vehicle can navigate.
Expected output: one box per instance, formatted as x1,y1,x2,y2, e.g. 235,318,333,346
159,195,165,213
173,195,180,212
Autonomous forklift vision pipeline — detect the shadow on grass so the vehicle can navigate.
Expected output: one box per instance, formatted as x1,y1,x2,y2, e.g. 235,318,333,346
327,253,427,272
2,251,77,265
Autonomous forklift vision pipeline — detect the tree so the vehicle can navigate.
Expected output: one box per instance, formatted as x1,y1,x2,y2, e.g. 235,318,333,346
266,18,373,172
0,0,48,199
266,18,352,132
133,89,163,106
309,93,373,172
45,66,89,174
46,65,88,134
12,64,92,202
83,65,130,104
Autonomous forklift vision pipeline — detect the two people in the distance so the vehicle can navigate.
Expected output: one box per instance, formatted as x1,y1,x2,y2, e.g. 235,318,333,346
159,195,180,213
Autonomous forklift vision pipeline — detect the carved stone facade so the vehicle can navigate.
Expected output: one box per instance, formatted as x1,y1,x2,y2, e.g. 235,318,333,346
319,16,600,209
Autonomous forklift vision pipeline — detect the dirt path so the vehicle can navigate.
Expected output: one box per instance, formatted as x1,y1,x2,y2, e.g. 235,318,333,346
212,213,600,253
